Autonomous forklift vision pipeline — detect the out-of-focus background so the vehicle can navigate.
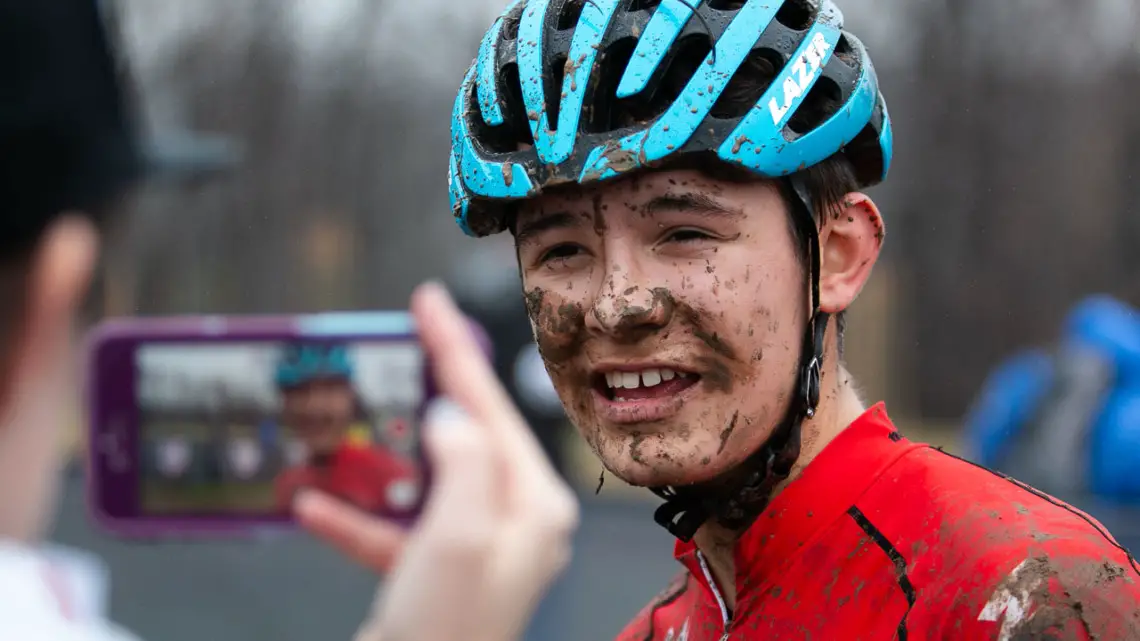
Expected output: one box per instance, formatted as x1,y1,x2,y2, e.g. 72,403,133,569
53,1,1140,640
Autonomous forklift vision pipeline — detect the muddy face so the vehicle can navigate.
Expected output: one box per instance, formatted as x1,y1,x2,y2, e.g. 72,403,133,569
514,169,806,487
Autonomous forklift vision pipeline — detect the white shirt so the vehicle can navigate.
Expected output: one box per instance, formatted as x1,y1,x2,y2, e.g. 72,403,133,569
0,542,141,641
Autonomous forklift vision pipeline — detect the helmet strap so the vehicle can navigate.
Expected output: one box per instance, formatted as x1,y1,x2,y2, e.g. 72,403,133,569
650,175,827,542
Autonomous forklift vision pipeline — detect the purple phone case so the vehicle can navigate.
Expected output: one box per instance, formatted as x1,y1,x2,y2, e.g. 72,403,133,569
84,312,492,539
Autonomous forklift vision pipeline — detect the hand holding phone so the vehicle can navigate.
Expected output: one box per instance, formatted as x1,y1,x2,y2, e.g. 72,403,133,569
298,283,579,641
85,308,473,536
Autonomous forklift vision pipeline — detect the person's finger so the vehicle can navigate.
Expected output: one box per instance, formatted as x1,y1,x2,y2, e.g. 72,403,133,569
411,282,555,482
412,282,520,426
416,398,497,550
295,490,407,573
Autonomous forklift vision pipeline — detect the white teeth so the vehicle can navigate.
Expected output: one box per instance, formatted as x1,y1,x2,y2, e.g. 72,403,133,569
604,368,683,389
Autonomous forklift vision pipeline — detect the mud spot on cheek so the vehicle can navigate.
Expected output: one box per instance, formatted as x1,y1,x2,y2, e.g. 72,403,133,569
716,411,739,455
696,355,733,393
523,288,545,318
524,287,589,366
670,292,737,360
692,327,737,361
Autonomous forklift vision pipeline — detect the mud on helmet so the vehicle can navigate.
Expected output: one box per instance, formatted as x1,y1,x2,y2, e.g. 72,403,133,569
448,0,893,540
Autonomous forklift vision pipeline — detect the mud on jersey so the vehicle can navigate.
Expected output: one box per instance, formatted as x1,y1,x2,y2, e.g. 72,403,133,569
616,404,1140,641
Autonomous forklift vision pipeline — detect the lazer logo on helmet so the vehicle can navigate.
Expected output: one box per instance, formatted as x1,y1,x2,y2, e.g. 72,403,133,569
768,32,832,126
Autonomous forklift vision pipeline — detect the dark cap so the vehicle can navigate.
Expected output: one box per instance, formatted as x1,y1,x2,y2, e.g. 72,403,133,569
0,0,143,256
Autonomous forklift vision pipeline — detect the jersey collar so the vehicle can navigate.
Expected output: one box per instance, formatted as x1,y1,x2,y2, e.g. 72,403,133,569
674,403,918,590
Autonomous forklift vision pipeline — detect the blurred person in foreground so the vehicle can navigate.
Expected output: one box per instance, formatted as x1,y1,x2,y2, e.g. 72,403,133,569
0,2,576,641
431,0,1140,638
273,342,419,514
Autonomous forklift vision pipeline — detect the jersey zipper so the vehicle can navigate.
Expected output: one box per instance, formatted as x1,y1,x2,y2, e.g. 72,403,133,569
695,551,732,641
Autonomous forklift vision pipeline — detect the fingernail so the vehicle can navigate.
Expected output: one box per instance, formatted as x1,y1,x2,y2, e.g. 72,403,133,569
424,398,467,432
419,280,451,303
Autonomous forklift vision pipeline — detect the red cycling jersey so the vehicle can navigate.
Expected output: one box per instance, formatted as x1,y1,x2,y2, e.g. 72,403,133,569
275,441,417,513
617,403,1140,640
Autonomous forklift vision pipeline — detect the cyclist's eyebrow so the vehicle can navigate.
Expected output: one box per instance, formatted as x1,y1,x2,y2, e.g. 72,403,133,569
514,211,581,244
642,193,742,218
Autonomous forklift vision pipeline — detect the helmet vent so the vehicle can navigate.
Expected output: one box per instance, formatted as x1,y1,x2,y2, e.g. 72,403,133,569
585,37,640,133
501,63,535,146
833,33,857,67
557,0,587,30
707,0,745,10
710,48,783,120
546,53,569,127
470,62,534,152
651,33,713,112
775,0,815,30
787,75,840,135
502,4,524,41
626,0,663,10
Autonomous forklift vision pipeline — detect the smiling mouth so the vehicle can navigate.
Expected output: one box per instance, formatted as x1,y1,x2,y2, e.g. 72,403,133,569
593,367,701,402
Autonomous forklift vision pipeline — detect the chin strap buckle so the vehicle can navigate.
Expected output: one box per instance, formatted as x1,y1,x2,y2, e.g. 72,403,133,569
801,354,821,419
650,488,707,542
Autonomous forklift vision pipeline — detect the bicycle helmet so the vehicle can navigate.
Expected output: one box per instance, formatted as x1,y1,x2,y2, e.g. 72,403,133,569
448,0,893,540
275,343,355,389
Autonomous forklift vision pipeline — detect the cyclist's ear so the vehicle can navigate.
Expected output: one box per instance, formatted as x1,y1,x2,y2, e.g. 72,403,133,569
816,192,884,315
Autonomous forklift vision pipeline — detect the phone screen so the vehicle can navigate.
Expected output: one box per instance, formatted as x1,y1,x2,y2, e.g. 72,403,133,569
132,339,425,520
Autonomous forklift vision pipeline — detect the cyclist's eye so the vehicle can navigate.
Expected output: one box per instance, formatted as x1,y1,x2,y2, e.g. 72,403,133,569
664,228,713,244
538,243,582,265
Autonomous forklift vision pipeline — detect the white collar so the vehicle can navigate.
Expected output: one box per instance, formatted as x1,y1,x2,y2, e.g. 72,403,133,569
0,541,111,622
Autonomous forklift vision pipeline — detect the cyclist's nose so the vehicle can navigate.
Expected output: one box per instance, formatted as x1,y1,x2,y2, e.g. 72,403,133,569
587,268,672,340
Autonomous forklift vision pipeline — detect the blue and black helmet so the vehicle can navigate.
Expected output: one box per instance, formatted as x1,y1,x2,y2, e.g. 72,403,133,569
449,0,893,237
275,343,355,389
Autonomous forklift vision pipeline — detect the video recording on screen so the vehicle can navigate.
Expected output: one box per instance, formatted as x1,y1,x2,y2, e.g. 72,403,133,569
136,340,425,516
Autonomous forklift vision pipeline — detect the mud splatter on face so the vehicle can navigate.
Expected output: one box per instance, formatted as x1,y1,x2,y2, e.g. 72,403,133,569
659,295,744,394
515,168,813,490
717,411,739,455
696,356,733,393
591,193,607,236
524,287,589,368
629,432,648,465
692,326,736,360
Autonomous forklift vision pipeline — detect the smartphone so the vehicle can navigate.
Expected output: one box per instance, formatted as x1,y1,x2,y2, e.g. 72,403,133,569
85,312,485,538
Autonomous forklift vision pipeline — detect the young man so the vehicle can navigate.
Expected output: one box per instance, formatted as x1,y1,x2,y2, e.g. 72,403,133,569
273,343,419,513
448,0,1140,638
0,2,575,639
